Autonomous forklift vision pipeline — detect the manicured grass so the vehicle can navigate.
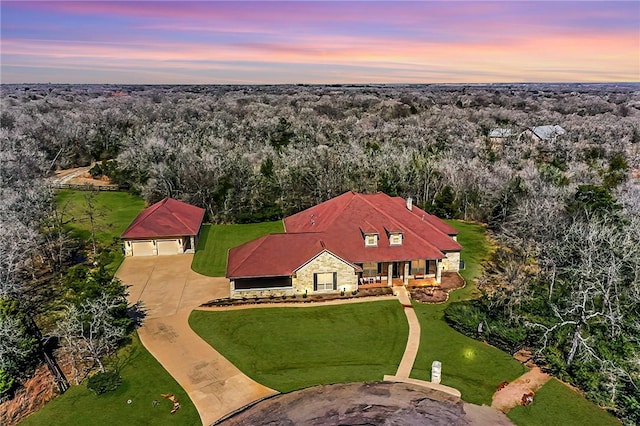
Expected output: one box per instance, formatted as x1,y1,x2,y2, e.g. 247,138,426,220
410,302,526,405
508,379,620,426
444,219,492,302
55,190,146,270
21,333,199,426
55,190,146,245
189,301,408,392
191,221,284,277
410,220,526,405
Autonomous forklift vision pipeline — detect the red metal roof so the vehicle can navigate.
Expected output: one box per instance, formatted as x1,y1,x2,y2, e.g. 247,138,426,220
227,233,358,279
121,198,205,239
228,192,462,279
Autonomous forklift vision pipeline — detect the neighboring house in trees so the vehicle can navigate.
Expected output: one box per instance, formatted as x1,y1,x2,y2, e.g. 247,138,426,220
121,198,205,256
226,191,462,299
520,125,566,143
488,127,517,142
488,127,518,150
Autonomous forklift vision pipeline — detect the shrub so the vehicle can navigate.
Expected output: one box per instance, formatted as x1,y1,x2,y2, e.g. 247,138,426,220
87,371,122,395
445,301,527,354
0,369,15,397
487,321,527,354
444,301,487,335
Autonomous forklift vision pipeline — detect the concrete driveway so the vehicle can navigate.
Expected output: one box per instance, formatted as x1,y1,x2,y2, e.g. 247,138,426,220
117,255,277,425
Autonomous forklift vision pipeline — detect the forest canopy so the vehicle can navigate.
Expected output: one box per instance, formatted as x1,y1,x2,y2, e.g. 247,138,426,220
1,83,639,423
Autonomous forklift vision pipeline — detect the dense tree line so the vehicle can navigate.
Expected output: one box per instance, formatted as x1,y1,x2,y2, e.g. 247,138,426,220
0,128,131,401
1,83,638,421
2,83,638,223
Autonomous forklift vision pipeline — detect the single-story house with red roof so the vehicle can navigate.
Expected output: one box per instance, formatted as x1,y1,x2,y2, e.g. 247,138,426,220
121,198,205,256
226,191,462,298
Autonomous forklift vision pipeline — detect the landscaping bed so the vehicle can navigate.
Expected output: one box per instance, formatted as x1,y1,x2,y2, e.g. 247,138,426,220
202,287,394,307
410,273,465,304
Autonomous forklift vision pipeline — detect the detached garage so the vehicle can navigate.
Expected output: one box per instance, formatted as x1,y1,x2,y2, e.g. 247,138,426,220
121,198,205,257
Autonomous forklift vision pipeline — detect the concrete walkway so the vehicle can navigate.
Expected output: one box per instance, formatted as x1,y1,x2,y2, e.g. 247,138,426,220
117,256,277,426
393,286,421,378
383,286,462,398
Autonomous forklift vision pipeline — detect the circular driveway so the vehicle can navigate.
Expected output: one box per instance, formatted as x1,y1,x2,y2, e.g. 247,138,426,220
116,255,277,426
119,254,230,318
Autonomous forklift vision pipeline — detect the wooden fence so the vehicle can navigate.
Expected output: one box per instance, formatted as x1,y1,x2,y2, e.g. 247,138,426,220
51,183,120,191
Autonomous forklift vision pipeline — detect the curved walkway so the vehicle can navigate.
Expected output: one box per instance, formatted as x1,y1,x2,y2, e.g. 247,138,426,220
117,255,277,426
392,286,421,378
382,286,462,398
119,257,465,423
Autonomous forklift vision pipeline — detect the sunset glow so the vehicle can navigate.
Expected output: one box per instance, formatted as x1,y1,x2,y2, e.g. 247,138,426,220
1,1,638,84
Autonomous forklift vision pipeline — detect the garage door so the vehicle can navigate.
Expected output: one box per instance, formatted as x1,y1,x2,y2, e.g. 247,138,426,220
131,241,155,256
157,239,180,256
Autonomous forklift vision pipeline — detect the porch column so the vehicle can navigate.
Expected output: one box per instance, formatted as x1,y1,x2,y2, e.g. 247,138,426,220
190,236,195,251
436,259,442,283
387,263,393,286
403,262,409,285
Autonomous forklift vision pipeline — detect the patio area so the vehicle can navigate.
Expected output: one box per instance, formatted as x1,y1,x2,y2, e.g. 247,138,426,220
358,272,464,292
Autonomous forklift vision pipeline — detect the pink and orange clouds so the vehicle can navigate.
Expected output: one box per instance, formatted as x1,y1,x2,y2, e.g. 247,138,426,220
1,1,638,84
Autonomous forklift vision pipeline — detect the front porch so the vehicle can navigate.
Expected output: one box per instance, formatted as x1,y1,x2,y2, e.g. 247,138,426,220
358,259,442,287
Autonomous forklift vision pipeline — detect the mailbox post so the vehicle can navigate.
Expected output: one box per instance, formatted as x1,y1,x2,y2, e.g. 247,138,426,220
431,360,442,384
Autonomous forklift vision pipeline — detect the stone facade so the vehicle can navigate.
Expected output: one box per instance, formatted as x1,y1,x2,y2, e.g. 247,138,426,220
229,284,295,300
294,251,358,295
441,252,461,272
229,250,358,299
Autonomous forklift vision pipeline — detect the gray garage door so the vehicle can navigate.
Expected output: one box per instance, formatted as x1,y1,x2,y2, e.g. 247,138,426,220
157,239,180,255
131,240,155,256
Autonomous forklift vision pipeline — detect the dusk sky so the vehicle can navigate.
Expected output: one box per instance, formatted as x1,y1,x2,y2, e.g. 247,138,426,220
1,1,639,84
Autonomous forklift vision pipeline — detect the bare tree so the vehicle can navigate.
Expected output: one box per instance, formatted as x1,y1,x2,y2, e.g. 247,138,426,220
55,293,128,384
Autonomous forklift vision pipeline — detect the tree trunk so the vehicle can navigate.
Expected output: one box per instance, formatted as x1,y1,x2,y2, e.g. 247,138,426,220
566,325,581,366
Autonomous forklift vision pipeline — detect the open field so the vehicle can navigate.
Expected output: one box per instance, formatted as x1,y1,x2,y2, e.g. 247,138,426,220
20,334,199,426
55,190,146,270
191,221,284,277
190,301,408,392
55,190,146,245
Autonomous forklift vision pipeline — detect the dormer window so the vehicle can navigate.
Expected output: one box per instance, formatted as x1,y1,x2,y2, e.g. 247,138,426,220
364,234,378,247
389,232,403,246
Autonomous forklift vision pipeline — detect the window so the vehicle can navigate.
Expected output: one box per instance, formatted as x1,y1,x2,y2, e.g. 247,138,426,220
364,234,378,247
314,272,337,291
363,262,378,277
411,259,426,275
389,232,403,246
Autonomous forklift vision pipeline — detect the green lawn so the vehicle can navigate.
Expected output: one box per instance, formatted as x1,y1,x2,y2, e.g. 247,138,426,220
410,302,526,405
508,379,620,426
55,190,146,245
191,221,284,277
410,220,526,405
55,190,146,270
189,301,408,393
444,219,492,302
21,334,199,426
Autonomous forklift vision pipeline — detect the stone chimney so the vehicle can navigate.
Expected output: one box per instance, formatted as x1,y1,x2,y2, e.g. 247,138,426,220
406,197,413,211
